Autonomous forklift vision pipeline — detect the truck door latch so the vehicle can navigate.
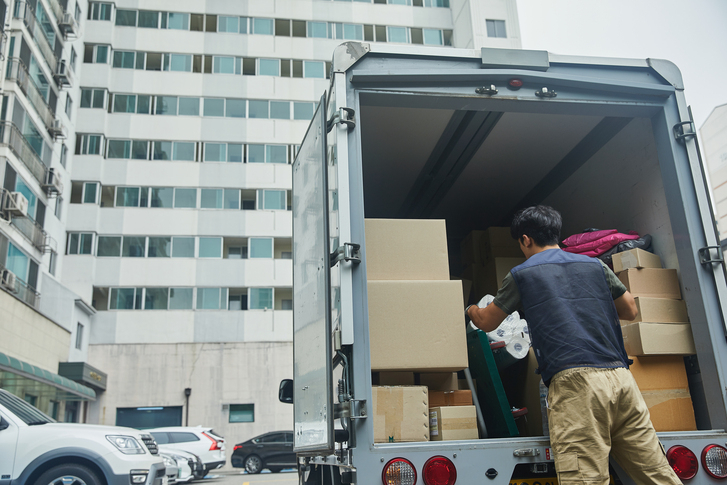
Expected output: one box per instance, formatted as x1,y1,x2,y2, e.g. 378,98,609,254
513,448,541,457
535,87,557,98
475,85,498,95
327,107,356,132
699,246,724,265
331,243,361,266
673,121,697,143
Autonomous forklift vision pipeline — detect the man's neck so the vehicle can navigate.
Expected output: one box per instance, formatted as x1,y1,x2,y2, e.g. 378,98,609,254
525,244,560,259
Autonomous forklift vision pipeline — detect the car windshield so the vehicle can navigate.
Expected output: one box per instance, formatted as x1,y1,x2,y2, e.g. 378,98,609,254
0,390,55,425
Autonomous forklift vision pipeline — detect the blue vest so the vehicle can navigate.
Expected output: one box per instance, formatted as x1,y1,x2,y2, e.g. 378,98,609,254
510,249,629,386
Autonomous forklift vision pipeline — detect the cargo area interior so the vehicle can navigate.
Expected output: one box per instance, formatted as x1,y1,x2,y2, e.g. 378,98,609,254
358,96,700,442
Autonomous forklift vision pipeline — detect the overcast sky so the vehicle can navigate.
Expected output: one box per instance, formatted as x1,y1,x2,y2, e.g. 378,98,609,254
515,0,727,130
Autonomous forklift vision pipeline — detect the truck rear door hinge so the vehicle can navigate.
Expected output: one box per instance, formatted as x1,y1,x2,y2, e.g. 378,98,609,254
699,246,724,265
327,107,356,132
330,243,361,266
334,399,367,419
673,121,697,143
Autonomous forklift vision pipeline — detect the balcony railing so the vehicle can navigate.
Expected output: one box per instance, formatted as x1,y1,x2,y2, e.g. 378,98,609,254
0,261,40,308
0,122,47,186
5,58,55,131
10,213,46,250
14,2,58,73
46,0,65,26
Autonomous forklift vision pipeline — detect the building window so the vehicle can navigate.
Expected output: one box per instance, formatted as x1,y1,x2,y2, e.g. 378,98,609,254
84,44,110,63
60,144,68,167
75,134,104,155
109,288,142,310
54,197,62,219
48,250,57,276
229,404,254,423
249,288,273,310
70,47,77,71
115,9,137,26
75,323,84,349
88,2,112,21
67,232,94,255
197,287,227,310
486,19,507,38
198,237,222,258
81,88,106,109
97,236,122,257
162,12,190,30
172,237,195,257
65,95,73,119
249,238,273,258
169,288,193,309
75,3,82,22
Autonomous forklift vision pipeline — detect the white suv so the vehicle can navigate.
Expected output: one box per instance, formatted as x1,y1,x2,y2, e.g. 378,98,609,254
148,426,225,475
0,389,166,485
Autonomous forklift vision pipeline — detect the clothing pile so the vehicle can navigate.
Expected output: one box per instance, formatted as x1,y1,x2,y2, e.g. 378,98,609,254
561,228,653,266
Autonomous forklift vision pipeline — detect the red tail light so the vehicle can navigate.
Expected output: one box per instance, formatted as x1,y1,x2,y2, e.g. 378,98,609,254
233,445,242,451
382,458,416,485
702,444,727,479
667,445,699,480
202,431,222,451
423,456,457,485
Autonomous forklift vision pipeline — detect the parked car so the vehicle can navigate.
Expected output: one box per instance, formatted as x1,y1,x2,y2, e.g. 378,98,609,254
0,389,166,485
231,430,295,474
147,426,225,475
161,449,205,482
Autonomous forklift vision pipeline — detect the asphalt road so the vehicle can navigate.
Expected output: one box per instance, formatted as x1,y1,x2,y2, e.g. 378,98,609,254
202,470,298,485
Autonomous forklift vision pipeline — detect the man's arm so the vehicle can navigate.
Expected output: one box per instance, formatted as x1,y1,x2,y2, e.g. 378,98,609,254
467,303,508,332
614,290,638,321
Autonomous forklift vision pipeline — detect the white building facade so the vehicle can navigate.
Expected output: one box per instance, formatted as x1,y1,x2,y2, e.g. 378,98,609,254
1,0,521,467
701,104,727,243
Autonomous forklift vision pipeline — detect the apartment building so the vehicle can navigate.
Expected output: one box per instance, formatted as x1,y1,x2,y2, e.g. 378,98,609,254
701,104,727,245
0,0,521,462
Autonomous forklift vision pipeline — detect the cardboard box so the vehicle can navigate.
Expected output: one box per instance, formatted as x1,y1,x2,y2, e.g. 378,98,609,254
464,257,525,300
419,372,458,391
429,390,473,408
373,386,430,443
641,389,697,431
368,280,468,371
618,268,681,300
628,355,689,391
631,297,689,324
429,406,478,441
365,219,450,280
613,249,663,273
378,372,415,386
461,228,522,266
621,322,695,356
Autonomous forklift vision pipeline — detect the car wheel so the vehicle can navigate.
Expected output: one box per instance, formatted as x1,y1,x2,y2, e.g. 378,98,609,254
244,455,263,474
34,464,102,485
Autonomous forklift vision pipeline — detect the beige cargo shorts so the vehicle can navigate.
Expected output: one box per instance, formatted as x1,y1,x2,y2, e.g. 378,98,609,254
547,367,682,485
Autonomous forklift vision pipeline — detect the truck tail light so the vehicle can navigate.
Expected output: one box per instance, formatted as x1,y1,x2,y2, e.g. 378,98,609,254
423,456,457,485
202,432,222,451
702,444,727,479
667,445,699,480
382,458,417,485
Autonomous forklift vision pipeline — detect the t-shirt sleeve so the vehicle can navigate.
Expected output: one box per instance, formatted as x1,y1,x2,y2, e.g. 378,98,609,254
600,259,628,299
492,271,522,314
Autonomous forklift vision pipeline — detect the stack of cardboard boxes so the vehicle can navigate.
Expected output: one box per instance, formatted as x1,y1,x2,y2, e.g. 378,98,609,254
613,248,697,431
366,219,477,442
461,228,524,304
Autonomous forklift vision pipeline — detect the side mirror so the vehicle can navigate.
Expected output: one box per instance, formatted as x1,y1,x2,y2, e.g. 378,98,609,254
0,417,9,431
278,379,293,404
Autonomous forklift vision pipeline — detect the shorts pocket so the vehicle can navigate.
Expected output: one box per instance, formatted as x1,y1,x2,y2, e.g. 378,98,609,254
555,452,580,477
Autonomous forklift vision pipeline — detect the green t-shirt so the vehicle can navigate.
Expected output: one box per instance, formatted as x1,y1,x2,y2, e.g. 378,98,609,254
492,258,627,315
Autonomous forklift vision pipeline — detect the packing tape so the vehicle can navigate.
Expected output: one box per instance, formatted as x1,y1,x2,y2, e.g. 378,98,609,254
641,389,691,408
441,416,477,430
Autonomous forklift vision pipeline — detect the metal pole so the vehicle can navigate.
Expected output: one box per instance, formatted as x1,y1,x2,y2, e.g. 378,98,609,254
184,388,191,426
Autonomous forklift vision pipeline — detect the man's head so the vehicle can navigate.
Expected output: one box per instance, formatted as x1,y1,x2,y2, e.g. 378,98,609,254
511,206,562,252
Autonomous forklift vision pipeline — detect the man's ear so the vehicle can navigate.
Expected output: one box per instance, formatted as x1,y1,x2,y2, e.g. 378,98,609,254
521,235,532,248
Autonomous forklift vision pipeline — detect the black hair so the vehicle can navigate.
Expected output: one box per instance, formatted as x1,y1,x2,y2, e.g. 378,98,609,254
510,205,562,247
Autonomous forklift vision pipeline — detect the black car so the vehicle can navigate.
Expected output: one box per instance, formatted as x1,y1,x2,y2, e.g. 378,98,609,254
231,431,295,474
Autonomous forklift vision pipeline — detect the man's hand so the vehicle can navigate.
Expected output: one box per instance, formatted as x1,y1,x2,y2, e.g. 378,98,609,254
467,302,508,333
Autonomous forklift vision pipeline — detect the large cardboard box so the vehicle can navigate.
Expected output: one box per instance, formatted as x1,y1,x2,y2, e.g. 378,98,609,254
429,406,478,441
629,355,689,391
365,219,450,280
613,249,663,273
621,322,695,356
641,389,697,431
632,297,689,324
429,390,473,407
419,372,458,391
618,268,682,299
464,257,525,300
378,372,415,386
368,280,468,371
373,386,430,443
461,228,522,266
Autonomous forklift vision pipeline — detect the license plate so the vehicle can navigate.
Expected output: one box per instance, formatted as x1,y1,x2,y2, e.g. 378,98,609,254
509,478,558,485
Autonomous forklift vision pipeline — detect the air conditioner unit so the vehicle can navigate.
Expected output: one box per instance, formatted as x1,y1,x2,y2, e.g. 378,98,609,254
44,168,63,195
54,60,72,87
4,192,29,217
1,269,17,292
49,119,66,140
58,12,79,37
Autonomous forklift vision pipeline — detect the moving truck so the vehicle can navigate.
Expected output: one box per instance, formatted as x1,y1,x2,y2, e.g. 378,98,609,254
281,42,727,485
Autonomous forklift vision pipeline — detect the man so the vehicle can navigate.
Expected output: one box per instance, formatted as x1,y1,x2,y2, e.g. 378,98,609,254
466,205,681,485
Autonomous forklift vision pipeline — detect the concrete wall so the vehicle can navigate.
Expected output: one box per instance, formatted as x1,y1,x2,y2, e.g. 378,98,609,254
0,290,71,370
87,341,293,469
